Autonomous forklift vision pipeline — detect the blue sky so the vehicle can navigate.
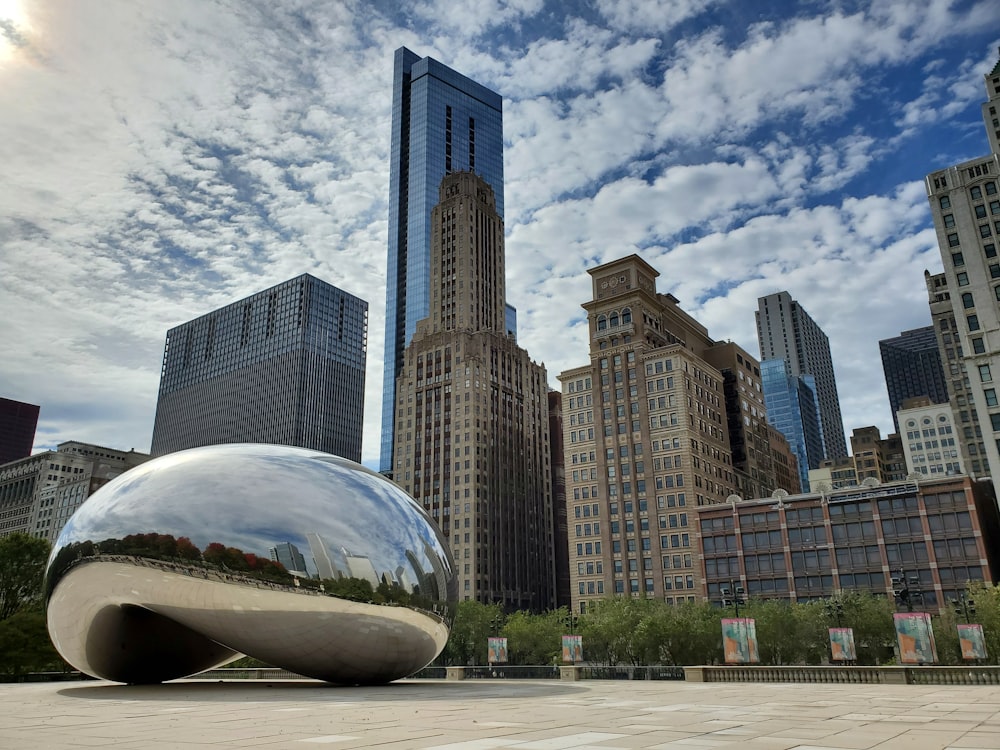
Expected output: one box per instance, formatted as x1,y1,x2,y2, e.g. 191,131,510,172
1,0,999,470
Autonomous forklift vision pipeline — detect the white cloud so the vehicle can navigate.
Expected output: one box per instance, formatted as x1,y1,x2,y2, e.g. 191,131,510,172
595,0,723,33
1,0,997,472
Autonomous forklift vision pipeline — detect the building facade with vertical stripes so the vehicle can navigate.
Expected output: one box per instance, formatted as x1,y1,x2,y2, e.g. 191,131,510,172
151,274,367,461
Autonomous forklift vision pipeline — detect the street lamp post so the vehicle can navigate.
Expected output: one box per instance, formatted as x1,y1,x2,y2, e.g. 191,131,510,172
720,580,745,618
891,569,924,612
951,591,977,624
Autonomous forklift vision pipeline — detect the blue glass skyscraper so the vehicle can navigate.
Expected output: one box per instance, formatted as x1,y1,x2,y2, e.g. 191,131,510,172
381,47,505,474
760,358,824,492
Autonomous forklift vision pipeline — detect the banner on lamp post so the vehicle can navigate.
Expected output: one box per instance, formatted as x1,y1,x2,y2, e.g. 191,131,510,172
487,636,508,664
722,618,759,664
957,623,988,661
894,612,938,664
561,634,583,663
828,627,857,661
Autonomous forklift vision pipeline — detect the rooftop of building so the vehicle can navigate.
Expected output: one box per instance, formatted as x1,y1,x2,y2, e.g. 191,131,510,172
716,471,982,512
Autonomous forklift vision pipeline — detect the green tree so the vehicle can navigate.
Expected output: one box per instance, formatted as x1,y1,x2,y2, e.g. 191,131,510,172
930,608,962,665
440,600,503,665
503,609,567,665
580,597,652,665
0,533,50,620
830,590,895,664
656,600,723,665
0,609,62,678
964,582,1000,665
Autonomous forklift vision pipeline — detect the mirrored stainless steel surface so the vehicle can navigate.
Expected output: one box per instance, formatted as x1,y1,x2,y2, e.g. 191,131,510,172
45,444,456,684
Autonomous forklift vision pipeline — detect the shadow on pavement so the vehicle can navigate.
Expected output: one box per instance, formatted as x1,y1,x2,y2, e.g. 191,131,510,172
58,679,586,702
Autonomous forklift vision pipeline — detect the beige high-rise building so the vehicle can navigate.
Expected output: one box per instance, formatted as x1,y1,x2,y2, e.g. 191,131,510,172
925,51,1000,501
924,270,986,475
558,255,750,612
391,172,554,612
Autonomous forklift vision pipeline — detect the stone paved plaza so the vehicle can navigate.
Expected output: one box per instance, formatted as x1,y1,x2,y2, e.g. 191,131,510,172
0,678,998,749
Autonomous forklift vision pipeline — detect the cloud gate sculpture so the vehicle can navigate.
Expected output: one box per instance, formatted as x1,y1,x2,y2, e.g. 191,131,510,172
45,444,456,684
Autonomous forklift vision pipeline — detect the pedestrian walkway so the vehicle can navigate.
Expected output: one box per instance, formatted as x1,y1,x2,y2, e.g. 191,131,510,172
0,678,997,749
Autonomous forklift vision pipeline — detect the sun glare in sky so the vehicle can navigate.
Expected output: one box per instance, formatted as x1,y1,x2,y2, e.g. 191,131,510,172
0,0,31,65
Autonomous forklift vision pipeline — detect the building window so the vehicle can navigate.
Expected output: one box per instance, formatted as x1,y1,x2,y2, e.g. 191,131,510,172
957,272,969,286
953,252,965,266
968,314,980,331
981,225,993,238
987,243,999,258
944,214,957,227
940,196,951,209
986,388,998,407
987,182,998,196
972,186,984,200
962,292,975,309
979,364,992,382
990,414,1000,432
973,337,986,354
948,233,960,247
976,205,988,219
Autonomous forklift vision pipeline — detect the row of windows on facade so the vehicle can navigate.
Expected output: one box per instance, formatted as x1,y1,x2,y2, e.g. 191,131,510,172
701,507,973,554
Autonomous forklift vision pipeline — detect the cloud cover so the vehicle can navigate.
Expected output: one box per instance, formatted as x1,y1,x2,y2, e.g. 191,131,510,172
1,0,998,467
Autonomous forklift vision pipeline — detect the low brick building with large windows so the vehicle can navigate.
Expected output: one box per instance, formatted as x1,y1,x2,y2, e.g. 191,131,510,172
698,475,999,612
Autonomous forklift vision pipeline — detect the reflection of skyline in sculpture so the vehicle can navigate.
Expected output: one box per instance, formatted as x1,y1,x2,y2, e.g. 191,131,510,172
269,542,308,578
45,444,456,684
343,548,379,587
305,531,339,580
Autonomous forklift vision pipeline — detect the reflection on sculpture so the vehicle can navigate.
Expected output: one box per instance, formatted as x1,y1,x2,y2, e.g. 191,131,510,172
45,444,456,685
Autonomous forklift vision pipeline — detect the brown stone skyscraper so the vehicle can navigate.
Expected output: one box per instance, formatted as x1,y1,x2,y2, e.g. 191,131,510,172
391,172,554,611
558,255,748,613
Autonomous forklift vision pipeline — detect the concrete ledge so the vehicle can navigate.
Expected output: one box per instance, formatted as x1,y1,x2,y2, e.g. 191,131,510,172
559,666,581,681
445,667,466,681
683,666,706,682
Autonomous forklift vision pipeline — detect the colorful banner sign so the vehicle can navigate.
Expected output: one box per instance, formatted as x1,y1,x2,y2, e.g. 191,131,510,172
722,618,759,664
957,623,988,661
828,627,857,661
562,634,583,663
894,612,938,664
487,636,508,664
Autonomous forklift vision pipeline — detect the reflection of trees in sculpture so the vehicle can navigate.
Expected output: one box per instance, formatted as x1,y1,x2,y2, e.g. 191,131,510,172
44,534,444,619
201,543,290,583
45,534,294,595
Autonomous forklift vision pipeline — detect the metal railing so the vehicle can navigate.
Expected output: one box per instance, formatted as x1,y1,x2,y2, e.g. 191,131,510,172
686,664,1000,685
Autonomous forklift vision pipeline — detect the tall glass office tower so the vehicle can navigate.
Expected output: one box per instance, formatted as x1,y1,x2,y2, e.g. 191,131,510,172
760,359,824,492
380,47,505,474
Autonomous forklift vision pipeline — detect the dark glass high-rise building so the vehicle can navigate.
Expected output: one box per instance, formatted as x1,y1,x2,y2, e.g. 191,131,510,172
756,291,848,461
760,358,824,492
879,326,949,432
381,47,505,475
151,274,367,461
0,397,39,465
